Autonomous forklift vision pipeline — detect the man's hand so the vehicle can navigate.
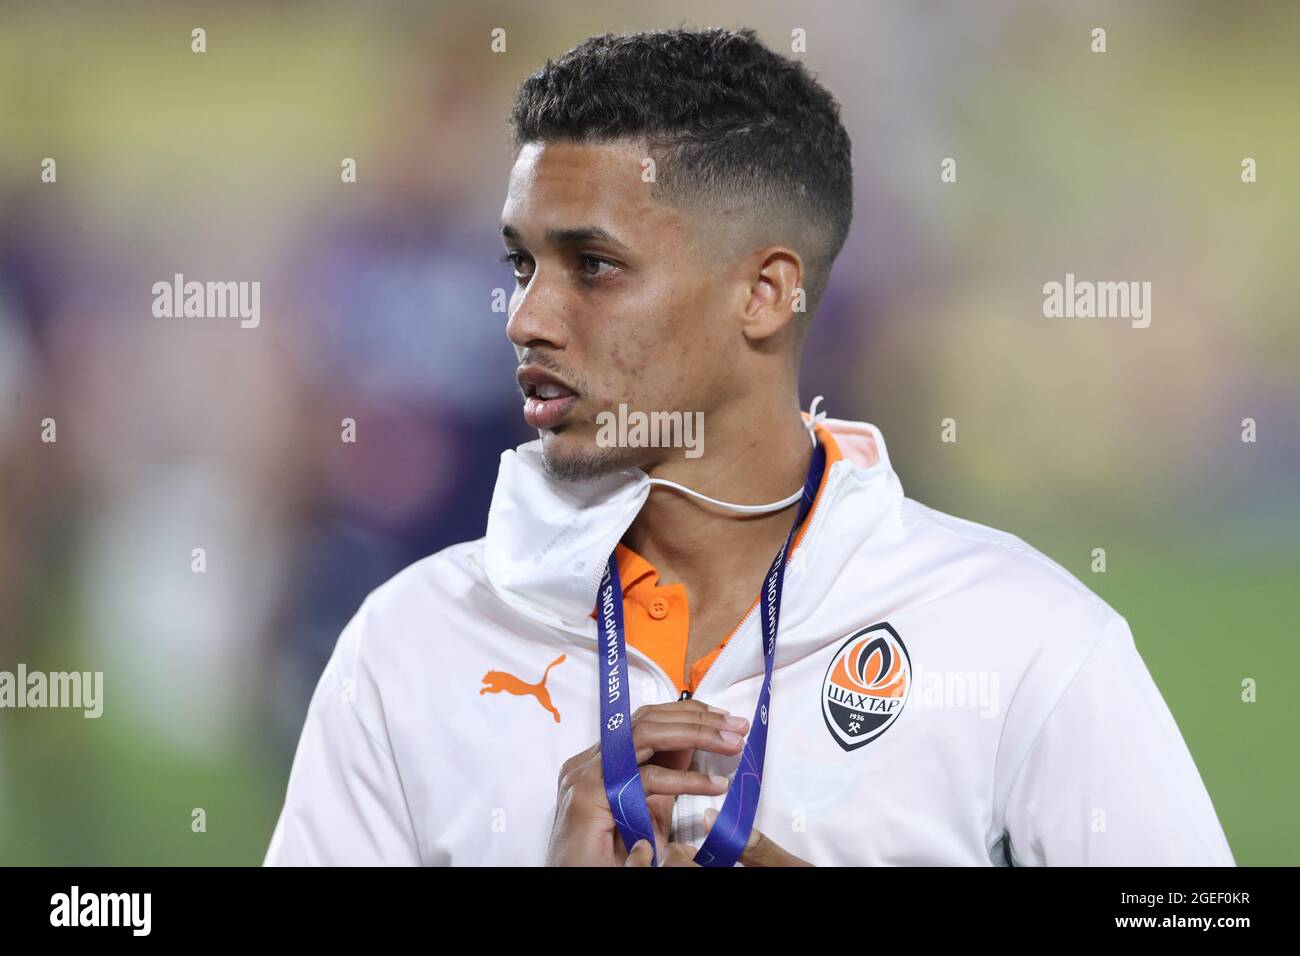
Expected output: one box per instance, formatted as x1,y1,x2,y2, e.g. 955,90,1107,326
700,806,815,866
545,699,749,866
623,838,699,866
622,806,816,867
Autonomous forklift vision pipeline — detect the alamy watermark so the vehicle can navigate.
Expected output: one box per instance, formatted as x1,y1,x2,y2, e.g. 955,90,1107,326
0,664,103,718
1043,273,1151,328
904,665,1001,718
152,273,261,328
595,403,704,458
50,886,150,936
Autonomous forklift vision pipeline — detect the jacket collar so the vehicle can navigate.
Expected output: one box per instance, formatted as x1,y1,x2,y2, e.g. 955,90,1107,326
478,414,904,639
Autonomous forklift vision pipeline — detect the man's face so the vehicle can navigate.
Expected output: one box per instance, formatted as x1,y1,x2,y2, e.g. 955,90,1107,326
500,139,741,480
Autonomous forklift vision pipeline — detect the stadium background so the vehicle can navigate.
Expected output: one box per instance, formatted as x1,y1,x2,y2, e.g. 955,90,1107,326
0,0,1295,864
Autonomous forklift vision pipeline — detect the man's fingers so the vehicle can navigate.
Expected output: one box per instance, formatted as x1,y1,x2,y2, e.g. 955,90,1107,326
562,700,744,788
634,710,750,749
552,699,738,866
658,841,701,867
637,709,747,773
623,839,654,867
566,767,726,827
702,806,813,867
623,838,700,867
630,719,748,764
738,824,811,867
640,764,731,799
634,707,747,732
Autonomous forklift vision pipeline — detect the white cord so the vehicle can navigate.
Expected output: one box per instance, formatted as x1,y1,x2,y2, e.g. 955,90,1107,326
644,396,827,515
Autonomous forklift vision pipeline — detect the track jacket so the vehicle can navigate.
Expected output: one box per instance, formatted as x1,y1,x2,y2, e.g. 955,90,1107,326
264,415,1235,866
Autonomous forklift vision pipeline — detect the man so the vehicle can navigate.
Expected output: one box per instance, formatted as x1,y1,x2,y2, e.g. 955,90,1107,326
264,27,1234,866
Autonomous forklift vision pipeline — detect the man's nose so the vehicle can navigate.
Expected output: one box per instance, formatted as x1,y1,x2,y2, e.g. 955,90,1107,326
505,273,568,351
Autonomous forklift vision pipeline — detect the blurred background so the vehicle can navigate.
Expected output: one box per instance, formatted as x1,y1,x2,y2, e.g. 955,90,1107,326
0,0,1295,864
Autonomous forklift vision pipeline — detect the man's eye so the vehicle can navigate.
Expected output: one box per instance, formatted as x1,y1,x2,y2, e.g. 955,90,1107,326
499,252,532,280
579,255,616,278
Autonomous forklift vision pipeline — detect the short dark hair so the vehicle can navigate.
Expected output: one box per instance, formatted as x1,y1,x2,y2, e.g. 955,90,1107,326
509,26,853,318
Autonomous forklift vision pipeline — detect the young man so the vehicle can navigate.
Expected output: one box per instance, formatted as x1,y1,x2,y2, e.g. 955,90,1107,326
264,27,1234,866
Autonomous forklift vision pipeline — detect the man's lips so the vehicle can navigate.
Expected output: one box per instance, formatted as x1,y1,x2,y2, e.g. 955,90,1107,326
517,365,580,430
523,393,579,429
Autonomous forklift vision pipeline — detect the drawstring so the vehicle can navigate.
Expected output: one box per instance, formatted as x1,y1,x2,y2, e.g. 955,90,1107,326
644,396,826,515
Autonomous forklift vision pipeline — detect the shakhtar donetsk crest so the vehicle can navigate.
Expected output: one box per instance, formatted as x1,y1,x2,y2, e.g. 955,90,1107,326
821,623,910,751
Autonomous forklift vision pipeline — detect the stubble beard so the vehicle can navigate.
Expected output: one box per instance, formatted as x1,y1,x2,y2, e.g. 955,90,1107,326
539,433,641,483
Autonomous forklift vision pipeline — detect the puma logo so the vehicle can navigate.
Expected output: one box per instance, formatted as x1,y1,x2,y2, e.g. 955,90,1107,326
480,654,566,722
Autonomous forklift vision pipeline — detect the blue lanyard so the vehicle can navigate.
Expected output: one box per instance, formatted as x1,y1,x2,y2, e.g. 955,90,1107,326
596,441,827,867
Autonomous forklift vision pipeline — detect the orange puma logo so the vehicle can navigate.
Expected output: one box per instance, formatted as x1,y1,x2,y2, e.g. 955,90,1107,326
480,654,566,722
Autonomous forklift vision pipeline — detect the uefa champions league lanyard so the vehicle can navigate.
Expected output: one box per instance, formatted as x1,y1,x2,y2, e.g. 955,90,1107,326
595,440,827,867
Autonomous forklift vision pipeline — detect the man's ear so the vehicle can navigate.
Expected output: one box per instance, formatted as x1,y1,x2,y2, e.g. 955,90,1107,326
740,247,804,343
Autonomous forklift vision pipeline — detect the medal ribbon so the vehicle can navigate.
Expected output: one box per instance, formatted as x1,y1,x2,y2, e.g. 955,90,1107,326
596,441,827,867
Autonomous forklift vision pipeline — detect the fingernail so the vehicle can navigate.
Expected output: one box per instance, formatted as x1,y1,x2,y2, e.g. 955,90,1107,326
719,730,743,745
708,774,729,787
704,807,719,826
706,705,729,714
724,715,748,730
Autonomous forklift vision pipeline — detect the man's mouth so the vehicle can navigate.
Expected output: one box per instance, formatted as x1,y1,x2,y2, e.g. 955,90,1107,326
517,366,580,430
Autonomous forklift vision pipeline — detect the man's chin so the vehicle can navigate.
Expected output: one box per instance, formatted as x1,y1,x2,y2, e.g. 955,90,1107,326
538,433,636,483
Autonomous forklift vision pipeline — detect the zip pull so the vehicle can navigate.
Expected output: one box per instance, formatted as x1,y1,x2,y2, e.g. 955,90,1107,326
679,689,692,701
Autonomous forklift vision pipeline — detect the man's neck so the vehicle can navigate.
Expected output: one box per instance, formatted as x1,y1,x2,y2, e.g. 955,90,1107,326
622,397,814,607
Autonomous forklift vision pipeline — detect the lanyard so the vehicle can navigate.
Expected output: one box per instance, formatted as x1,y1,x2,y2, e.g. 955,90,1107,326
596,440,827,867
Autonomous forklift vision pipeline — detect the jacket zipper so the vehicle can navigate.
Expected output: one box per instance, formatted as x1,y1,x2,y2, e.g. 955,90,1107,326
624,642,678,702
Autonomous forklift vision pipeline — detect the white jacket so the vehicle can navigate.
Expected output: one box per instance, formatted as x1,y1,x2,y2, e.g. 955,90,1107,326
264,416,1235,866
